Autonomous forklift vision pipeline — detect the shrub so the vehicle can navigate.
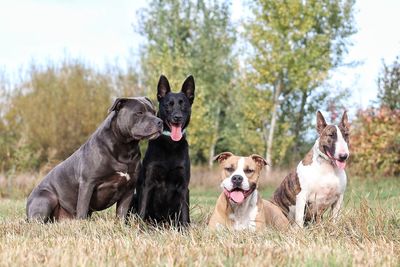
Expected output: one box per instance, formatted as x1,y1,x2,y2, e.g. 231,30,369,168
4,61,113,171
350,107,400,177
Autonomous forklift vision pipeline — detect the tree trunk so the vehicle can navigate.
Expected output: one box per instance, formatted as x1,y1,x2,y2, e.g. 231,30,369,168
208,141,216,169
208,106,221,169
265,80,282,174
293,90,308,153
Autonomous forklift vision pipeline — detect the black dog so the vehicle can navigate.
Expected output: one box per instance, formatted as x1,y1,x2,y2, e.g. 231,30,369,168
27,97,163,222
132,75,195,226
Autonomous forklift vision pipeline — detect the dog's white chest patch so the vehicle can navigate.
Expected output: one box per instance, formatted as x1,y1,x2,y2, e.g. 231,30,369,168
117,172,130,181
229,191,258,231
297,149,347,211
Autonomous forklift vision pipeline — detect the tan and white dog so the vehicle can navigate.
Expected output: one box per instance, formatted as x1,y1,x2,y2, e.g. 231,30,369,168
272,111,350,227
208,153,289,231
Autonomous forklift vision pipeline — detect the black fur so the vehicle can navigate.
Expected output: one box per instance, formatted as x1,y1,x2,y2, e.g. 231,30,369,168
130,75,195,226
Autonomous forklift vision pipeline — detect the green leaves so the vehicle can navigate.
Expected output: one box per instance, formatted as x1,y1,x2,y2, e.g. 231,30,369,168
138,0,237,164
244,0,356,165
377,57,400,110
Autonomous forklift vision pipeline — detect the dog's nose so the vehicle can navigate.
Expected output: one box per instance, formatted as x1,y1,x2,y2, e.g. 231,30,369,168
231,175,243,186
338,153,348,161
173,114,183,122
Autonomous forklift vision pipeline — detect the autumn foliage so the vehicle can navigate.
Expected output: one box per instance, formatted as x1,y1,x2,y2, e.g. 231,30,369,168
351,107,400,177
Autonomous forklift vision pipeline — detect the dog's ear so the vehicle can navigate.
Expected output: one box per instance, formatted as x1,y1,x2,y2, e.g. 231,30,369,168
316,110,327,135
143,97,155,110
339,110,350,130
143,97,153,105
250,154,270,167
109,98,127,113
157,75,171,101
213,152,233,164
181,75,195,104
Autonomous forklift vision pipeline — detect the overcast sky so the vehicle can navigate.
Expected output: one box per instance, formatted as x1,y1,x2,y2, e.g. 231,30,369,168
0,0,399,109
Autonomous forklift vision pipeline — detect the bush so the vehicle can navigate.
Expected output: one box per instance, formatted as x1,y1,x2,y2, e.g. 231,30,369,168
3,61,113,171
350,107,400,177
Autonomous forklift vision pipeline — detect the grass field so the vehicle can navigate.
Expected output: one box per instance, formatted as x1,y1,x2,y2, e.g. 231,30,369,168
0,177,399,266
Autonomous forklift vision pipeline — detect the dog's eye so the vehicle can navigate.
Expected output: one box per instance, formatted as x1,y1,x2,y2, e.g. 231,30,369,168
244,169,254,174
136,111,144,115
225,167,234,173
179,99,183,105
168,101,174,106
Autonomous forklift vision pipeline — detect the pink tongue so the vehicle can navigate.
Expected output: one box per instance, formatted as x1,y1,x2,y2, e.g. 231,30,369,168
336,160,346,170
170,125,182,141
230,191,245,204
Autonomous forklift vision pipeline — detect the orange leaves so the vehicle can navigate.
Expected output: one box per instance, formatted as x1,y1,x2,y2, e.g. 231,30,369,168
351,107,400,178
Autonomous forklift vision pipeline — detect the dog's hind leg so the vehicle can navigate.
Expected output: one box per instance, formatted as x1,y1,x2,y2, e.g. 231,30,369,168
26,190,58,223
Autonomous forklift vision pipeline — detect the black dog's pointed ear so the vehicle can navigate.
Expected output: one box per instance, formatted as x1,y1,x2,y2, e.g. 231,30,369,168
157,75,171,101
181,75,195,104
316,110,327,135
340,110,350,130
109,98,127,113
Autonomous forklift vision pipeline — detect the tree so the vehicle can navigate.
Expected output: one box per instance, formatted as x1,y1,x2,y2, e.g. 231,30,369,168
190,0,236,167
137,0,236,165
245,0,356,169
377,56,400,110
137,0,194,92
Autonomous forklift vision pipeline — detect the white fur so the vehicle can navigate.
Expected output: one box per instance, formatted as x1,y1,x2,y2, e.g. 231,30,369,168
290,140,347,227
229,190,259,231
221,157,250,191
117,172,130,181
334,125,349,158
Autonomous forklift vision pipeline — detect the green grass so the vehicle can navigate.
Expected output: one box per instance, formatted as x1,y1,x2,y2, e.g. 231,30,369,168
0,178,399,266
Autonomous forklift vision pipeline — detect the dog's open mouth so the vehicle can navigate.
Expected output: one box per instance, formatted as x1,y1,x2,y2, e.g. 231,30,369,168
223,188,253,204
167,122,183,141
325,148,347,170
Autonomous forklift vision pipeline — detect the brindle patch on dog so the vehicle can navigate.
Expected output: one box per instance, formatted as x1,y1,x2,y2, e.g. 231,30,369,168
338,124,350,144
272,172,301,216
318,125,337,156
301,149,314,166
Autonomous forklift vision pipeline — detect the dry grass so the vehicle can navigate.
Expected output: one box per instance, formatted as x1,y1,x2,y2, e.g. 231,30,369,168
0,177,399,266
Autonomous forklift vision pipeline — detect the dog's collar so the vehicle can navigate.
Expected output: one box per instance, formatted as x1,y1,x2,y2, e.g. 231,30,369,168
315,139,330,161
162,128,186,137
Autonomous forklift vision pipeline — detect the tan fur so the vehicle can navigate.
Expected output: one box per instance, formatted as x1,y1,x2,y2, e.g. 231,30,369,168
209,153,289,231
216,154,262,186
208,192,289,231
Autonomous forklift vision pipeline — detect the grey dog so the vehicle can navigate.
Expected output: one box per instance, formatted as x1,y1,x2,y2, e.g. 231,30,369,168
26,97,163,222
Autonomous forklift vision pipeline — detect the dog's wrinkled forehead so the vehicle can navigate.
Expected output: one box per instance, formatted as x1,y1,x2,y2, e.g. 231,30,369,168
220,154,241,170
217,154,261,176
133,97,156,113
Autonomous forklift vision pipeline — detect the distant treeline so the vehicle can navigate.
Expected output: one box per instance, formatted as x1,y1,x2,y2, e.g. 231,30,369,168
0,0,398,177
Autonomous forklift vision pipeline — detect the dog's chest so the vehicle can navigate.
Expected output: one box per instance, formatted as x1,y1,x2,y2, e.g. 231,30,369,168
229,193,258,231
297,160,347,207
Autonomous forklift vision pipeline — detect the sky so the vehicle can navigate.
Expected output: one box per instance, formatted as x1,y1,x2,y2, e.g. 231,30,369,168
0,0,399,109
